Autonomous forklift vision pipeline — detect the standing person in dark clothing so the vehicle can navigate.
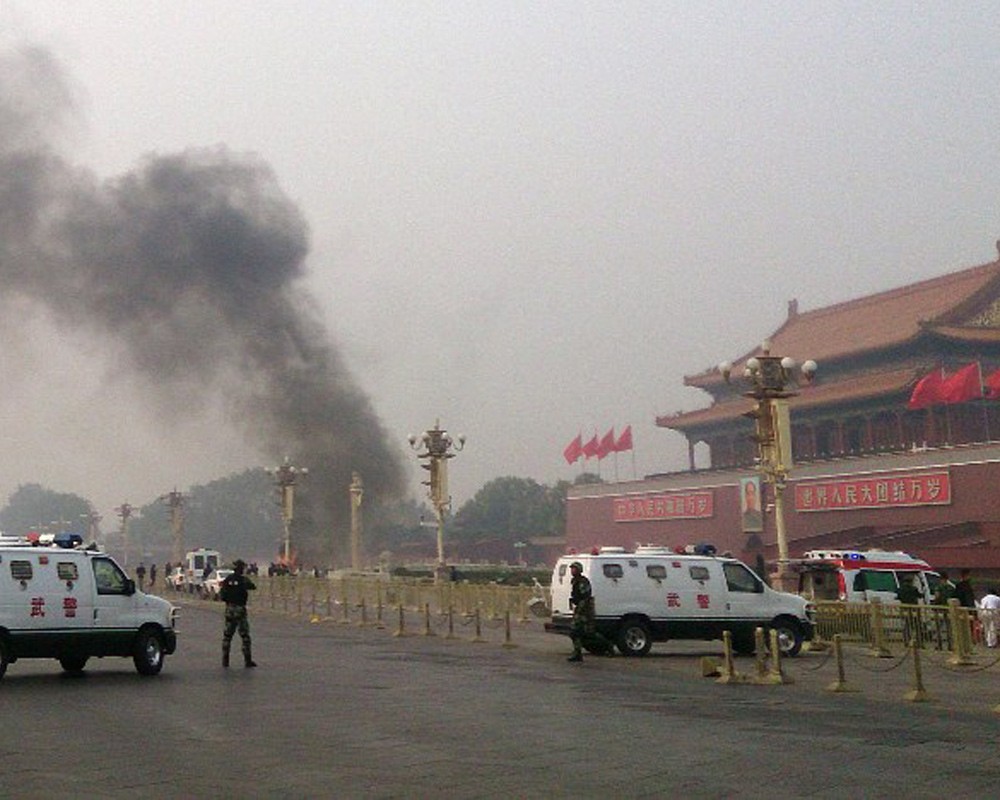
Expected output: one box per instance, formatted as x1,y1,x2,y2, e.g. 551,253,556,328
149,563,157,589
955,569,976,608
220,559,257,668
135,563,146,591
567,562,612,662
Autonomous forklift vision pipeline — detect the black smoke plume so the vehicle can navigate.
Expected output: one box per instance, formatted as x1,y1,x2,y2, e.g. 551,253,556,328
0,46,405,562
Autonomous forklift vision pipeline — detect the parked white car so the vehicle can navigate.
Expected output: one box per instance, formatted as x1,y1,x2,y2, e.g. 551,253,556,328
202,569,234,600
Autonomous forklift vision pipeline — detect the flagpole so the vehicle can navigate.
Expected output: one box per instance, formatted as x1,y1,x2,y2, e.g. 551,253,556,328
978,360,991,442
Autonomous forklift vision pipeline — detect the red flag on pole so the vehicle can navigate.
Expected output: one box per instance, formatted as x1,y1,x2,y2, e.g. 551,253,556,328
985,368,1000,399
563,434,583,464
907,369,945,409
614,425,633,452
940,362,982,404
596,428,616,460
582,434,599,460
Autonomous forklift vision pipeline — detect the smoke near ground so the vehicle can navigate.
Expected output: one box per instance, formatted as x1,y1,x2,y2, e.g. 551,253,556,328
0,46,405,563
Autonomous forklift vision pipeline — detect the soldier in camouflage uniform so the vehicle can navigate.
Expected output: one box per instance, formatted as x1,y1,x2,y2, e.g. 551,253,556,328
220,559,257,668
567,561,612,662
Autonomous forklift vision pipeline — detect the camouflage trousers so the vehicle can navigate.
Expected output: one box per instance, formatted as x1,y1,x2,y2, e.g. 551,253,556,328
570,600,612,655
222,604,253,658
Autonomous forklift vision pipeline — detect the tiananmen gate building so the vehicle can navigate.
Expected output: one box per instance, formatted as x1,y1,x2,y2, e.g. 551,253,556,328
566,247,1000,576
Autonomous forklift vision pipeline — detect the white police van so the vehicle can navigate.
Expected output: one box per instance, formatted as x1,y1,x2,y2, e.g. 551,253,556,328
545,545,814,657
0,534,178,680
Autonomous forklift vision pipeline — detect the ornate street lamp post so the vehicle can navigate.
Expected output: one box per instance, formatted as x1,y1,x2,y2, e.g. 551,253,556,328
720,341,816,592
408,420,465,583
115,502,133,569
159,489,186,564
268,457,308,567
349,471,364,572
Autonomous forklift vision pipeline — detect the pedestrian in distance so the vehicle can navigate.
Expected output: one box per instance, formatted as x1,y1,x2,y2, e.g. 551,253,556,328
932,571,956,606
978,587,1000,648
567,561,613,662
896,575,923,646
955,569,976,608
135,562,146,592
220,559,257,668
149,563,157,589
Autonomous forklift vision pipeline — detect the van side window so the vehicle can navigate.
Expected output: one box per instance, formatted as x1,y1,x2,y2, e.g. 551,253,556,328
723,562,763,593
10,560,32,581
689,566,710,582
58,562,79,581
646,565,667,582
93,558,129,595
859,570,897,593
558,563,567,581
603,563,624,580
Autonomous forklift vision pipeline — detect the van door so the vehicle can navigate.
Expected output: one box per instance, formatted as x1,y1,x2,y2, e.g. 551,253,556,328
721,561,766,622
679,561,722,623
91,556,138,652
51,555,91,634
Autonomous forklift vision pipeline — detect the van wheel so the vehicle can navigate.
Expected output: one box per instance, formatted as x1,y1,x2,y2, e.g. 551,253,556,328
616,619,652,656
0,639,9,680
133,628,165,676
59,655,89,674
771,619,804,657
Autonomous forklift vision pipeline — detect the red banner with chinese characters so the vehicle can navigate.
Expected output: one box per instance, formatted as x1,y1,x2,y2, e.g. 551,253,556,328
794,469,951,512
613,490,714,522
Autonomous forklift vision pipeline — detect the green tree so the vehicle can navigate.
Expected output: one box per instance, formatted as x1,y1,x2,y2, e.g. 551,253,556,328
128,469,281,564
0,484,94,538
452,476,566,543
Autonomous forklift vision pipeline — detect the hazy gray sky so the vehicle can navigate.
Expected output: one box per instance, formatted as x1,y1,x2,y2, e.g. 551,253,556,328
1,2,999,522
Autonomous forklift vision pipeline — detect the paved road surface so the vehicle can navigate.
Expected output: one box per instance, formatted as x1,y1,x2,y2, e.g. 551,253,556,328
2,597,998,798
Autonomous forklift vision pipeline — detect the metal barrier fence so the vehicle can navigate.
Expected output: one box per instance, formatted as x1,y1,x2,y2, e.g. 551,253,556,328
174,575,553,630
813,598,979,657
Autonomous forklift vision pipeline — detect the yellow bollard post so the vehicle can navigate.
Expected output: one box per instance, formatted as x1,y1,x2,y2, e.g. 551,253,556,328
423,602,435,637
502,610,517,649
445,605,456,640
340,583,350,625
393,603,406,637
767,629,793,685
309,590,320,624
753,627,769,683
358,597,368,627
868,600,892,658
904,640,930,702
716,630,745,684
826,634,857,693
947,599,975,666
472,607,485,643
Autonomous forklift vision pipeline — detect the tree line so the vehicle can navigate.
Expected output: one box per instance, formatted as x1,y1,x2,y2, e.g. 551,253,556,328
0,472,603,566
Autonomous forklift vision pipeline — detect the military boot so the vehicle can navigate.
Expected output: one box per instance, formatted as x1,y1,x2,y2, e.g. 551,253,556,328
244,651,257,668
222,650,230,668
